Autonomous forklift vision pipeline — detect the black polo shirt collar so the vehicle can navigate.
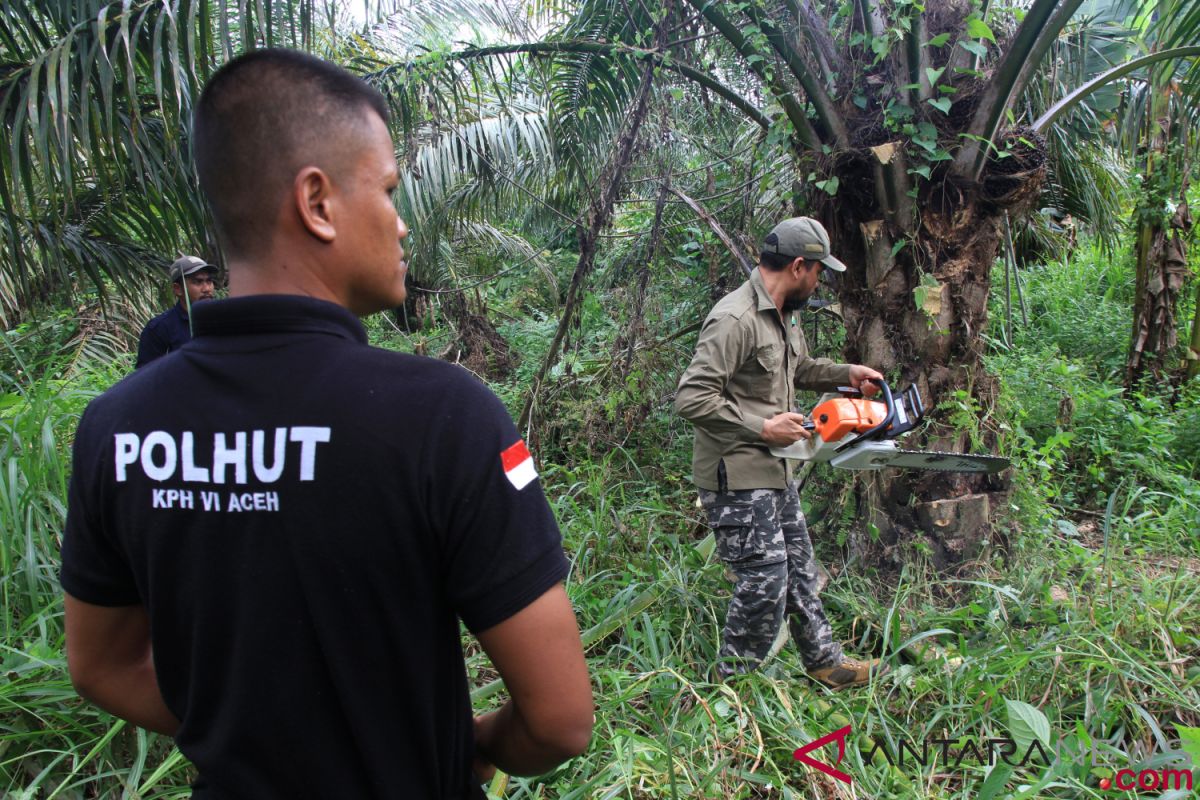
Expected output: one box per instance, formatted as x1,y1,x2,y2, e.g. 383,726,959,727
191,294,368,345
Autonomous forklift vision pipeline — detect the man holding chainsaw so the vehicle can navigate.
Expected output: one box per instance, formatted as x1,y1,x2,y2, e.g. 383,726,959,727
675,216,887,688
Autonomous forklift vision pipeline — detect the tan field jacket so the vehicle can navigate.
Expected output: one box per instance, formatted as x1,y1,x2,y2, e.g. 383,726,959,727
675,268,851,490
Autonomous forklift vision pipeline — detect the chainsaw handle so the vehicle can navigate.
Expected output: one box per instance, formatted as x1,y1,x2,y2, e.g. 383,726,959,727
833,378,897,453
859,377,883,395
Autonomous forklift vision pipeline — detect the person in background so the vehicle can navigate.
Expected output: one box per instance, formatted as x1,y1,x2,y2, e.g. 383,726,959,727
675,216,889,689
135,256,218,367
61,49,593,799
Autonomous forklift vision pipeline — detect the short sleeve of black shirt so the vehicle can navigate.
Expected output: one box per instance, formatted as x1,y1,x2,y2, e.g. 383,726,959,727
61,405,141,606
424,375,568,633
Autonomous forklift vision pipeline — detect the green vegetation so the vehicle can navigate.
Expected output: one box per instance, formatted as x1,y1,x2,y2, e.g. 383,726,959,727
3,234,1197,798
4,0,1200,795
988,241,1200,547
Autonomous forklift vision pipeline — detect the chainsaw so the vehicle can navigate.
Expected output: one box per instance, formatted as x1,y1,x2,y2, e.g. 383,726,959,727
769,379,1010,473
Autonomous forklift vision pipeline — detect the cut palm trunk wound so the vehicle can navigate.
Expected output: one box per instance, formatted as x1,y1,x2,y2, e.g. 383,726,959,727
770,380,1009,474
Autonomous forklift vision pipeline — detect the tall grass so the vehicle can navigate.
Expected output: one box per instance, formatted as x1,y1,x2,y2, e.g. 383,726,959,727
473,451,1200,799
1,320,195,797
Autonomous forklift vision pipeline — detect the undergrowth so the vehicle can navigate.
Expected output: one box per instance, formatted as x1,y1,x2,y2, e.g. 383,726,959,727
2,241,1198,798
987,240,1200,550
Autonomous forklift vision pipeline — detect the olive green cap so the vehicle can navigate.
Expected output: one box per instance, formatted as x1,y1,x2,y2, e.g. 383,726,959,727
762,216,846,272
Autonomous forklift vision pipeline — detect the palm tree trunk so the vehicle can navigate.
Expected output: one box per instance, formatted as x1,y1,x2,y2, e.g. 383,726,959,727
822,163,1036,564
1188,276,1200,382
1127,194,1192,387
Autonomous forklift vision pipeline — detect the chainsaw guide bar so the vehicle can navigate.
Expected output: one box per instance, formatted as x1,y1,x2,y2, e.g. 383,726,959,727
769,381,1011,474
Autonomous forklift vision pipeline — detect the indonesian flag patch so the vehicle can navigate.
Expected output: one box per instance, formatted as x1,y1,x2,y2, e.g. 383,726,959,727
500,439,538,490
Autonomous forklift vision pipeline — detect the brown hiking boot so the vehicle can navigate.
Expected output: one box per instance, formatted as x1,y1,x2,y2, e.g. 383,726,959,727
808,657,889,689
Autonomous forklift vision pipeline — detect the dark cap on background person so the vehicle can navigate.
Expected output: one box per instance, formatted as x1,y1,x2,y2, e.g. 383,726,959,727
762,217,847,272
168,256,217,283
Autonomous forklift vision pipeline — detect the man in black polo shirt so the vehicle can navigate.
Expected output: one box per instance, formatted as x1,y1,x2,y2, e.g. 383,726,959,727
135,256,218,368
61,49,593,799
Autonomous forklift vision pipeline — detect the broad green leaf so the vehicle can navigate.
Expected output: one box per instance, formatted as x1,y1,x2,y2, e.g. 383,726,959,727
960,40,988,58
913,136,938,153
927,32,951,47
1175,725,1200,767
925,66,945,85
928,97,952,114
1005,699,1051,754
815,177,840,195
966,17,996,42
1055,520,1079,537
978,763,1015,800
913,285,928,310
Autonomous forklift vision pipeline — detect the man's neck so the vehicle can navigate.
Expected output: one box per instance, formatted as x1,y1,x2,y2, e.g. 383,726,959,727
225,253,345,309
756,266,789,314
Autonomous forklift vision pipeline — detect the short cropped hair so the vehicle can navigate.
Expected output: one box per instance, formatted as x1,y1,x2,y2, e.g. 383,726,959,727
760,251,800,270
192,49,390,257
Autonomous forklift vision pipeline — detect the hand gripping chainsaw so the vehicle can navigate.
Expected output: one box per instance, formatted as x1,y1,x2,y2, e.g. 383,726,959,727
769,380,1010,473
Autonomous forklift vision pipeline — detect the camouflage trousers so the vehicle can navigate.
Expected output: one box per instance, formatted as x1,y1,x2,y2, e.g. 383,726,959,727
700,480,842,678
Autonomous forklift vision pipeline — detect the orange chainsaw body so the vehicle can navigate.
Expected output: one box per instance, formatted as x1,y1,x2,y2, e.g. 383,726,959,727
811,398,888,443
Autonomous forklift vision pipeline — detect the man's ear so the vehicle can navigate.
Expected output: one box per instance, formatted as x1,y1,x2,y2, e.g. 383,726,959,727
293,166,337,243
171,282,183,300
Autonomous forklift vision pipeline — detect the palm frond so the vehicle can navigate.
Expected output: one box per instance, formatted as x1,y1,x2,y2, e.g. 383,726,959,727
400,107,556,222
1031,45,1200,133
456,219,558,291
0,0,331,319
1043,140,1131,251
